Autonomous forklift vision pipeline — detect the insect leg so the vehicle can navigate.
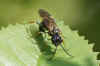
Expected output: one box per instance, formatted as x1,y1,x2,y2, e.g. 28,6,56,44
49,46,57,60
60,44,73,57
54,46,57,54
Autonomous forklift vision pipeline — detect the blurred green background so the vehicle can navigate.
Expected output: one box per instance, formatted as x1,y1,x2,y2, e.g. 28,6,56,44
0,0,100,59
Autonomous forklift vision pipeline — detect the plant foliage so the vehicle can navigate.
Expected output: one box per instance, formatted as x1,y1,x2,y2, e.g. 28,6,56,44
0,21,99,66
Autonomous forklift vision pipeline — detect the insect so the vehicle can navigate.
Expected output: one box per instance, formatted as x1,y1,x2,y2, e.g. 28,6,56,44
30,9,73,57
38,9,73,57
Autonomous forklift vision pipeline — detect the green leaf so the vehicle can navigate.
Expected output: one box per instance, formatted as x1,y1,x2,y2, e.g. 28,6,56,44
0,21,99,66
